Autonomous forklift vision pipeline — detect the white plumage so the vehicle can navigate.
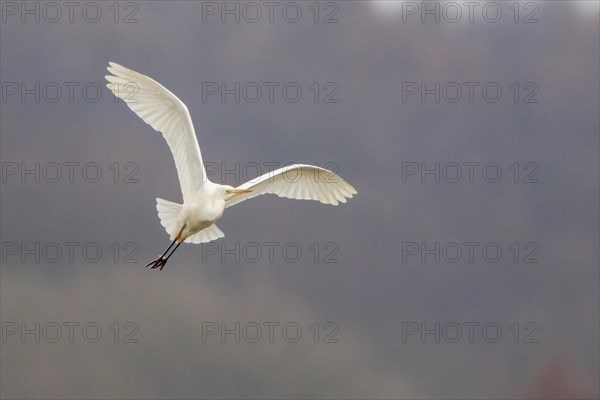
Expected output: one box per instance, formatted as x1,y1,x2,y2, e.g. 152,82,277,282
105,62,356,269
225,164,356,208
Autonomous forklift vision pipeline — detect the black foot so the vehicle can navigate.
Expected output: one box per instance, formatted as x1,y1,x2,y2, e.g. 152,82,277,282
145,256,167,270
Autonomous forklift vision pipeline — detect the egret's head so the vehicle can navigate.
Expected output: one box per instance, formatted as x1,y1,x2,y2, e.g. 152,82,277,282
223,185,252,201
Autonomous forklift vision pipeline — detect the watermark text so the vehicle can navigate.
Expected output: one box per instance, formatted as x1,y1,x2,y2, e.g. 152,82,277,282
201,321,339,343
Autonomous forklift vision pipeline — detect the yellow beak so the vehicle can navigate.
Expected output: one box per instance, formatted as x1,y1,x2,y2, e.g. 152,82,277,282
231,188,252,195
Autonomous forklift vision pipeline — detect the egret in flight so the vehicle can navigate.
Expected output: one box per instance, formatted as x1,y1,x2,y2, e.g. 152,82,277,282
105,62,357,270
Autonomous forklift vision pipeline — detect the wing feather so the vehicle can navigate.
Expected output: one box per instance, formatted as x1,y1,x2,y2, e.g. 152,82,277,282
226,164,357,208
105,62,207,203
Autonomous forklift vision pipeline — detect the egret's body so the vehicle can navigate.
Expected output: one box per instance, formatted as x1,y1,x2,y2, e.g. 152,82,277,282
169,181,228,239
105,62,356,269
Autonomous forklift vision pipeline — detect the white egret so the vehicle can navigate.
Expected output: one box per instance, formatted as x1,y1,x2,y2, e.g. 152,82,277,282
105,62,357,270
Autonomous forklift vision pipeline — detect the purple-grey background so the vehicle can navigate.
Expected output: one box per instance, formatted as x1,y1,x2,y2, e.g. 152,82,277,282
1,1,598,399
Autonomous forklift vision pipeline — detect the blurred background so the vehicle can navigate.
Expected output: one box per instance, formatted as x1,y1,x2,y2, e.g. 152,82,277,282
1,1,598,398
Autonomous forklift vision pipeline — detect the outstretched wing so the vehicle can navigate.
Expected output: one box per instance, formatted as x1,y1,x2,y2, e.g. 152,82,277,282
105,62,207,203
226,164,357,208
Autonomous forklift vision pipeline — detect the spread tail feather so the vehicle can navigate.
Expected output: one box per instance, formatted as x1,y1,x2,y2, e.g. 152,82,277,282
156,198,182,240
185,224,225,244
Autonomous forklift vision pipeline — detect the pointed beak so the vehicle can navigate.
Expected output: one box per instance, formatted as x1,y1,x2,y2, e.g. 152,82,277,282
231,188,252,195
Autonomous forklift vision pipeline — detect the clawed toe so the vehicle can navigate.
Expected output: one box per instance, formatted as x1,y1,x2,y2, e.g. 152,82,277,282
145,256,167,270
144,238,182,271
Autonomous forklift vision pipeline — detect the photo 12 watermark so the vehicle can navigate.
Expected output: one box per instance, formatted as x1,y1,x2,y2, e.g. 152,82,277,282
1,321,140,343
401,162,540,184
401,81,540,104
1,241,140,264
381,1,540,24
198,241,340,264
1,161,140,184
200,1,340,24
200,81,340,104
401,241,540,264
202,161,343,185
2,81,133,104
200,321,339,343
1,1,140,24
398,321,540,344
